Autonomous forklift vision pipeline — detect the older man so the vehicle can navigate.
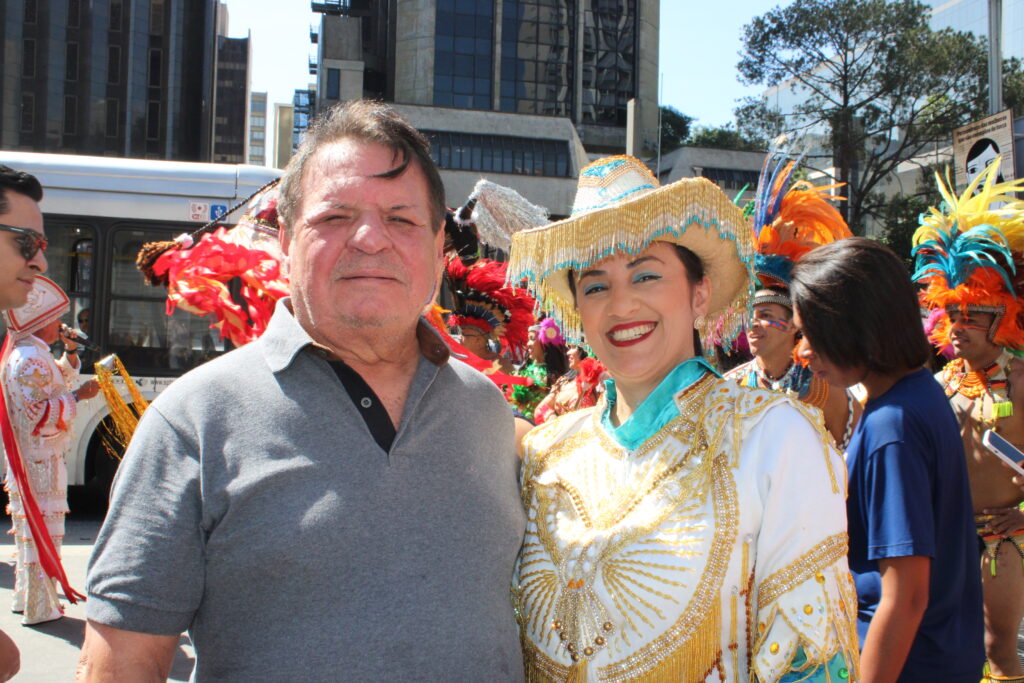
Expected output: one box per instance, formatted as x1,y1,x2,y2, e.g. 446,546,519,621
78,101,525,681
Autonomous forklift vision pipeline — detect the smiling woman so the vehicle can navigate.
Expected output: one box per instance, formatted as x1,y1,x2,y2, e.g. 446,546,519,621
507,156,859,681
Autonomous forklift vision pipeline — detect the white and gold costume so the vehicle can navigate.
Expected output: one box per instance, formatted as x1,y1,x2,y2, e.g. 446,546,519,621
514,376,858,682
2,333,77,624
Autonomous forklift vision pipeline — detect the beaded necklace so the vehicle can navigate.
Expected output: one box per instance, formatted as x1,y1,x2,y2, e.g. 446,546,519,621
752,358,797,393
943,353,1014,425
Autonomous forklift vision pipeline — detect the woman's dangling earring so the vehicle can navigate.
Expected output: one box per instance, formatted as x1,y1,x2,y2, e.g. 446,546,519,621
694,315,706,329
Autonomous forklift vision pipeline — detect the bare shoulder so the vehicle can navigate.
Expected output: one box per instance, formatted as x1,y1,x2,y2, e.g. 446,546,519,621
1008,356,1024,403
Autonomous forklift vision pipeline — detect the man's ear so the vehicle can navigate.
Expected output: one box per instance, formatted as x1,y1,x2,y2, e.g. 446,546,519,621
278,224,292,257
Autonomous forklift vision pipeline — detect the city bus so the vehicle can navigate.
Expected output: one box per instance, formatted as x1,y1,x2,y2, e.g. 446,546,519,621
0,152,281,498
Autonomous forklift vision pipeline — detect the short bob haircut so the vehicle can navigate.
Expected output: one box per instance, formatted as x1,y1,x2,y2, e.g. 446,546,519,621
790,237,930,375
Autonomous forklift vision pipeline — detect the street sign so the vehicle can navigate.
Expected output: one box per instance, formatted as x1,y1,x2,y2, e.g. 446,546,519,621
953,109,1016,190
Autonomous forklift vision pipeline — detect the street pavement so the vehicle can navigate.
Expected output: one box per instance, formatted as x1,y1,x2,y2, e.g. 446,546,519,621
0,492,194,681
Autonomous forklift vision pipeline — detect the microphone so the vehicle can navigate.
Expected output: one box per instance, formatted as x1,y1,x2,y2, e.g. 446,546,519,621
60,324,100,351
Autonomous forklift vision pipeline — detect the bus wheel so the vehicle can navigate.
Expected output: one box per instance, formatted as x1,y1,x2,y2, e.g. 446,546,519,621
84,418,124,506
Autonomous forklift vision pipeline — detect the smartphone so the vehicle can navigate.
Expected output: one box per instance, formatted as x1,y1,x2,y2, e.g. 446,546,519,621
982,429,1024,478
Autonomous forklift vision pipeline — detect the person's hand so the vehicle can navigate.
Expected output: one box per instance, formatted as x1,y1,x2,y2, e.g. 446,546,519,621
74,379,100,401
981,505,1024,536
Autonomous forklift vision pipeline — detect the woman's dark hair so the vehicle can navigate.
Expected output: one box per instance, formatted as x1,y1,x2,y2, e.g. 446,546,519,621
543,343,569,385
567,243,705,356
790,237,930,375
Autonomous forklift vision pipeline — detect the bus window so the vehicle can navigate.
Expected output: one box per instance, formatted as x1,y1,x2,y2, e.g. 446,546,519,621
43,223,97,366
109,228,228,375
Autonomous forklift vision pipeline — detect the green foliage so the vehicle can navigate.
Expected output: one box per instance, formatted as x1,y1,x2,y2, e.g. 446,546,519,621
659,106,694,153
736,0,989,234
1004,57,1024,118
877,166,943,271
687,124,764,152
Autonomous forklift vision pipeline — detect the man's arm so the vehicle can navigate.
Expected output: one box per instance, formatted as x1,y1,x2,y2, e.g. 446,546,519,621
0,628,19,682
859,555,930,683
77,620,178,683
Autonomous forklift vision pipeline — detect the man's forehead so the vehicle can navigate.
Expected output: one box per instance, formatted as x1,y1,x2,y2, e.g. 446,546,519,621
0,189,44,231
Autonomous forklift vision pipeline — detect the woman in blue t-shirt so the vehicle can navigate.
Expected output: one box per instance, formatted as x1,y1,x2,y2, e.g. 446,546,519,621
789,237,984,682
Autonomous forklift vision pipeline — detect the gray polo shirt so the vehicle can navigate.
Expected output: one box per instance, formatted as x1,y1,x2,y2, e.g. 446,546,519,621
86,301,526,682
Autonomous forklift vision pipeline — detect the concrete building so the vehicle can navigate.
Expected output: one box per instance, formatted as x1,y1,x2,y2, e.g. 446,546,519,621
211,4,250,165
654,146,764,205
926,0,1024,59
306,0,659,216
273,102,294,169
0,0,219,160
248,92,267,166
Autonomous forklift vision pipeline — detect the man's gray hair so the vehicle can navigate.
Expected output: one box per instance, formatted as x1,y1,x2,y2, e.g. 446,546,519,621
277,100,446,233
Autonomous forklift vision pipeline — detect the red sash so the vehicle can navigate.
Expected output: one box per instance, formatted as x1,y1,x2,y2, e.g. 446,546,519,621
0,334,84,604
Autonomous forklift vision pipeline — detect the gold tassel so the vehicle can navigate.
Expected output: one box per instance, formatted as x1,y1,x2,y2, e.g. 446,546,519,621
565,662,587,683
94,354,150,457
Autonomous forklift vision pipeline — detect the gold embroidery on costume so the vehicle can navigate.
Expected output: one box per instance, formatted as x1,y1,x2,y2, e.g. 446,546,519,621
757,533,849,608
516,377,857,682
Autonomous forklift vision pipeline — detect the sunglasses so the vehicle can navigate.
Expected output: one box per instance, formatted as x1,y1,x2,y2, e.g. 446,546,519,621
0,224,47,261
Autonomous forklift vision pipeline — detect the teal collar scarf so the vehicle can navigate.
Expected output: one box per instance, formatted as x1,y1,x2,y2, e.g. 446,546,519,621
601,357,719,451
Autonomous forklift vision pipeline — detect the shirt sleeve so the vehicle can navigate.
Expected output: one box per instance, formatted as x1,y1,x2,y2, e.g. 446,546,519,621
85,404,205,636
859,441,935,561
746,401,860,683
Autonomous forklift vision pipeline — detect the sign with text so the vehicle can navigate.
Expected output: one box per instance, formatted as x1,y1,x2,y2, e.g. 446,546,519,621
953,109,1016,190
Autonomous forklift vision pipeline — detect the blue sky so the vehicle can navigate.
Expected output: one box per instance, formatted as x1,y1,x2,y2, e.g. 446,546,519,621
222,0,776,144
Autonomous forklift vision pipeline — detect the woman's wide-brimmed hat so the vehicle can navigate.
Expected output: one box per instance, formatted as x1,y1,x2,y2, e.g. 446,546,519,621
507,155,754,345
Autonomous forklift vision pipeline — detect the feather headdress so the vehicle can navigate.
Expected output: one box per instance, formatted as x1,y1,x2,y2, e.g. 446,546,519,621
445,257,536,359
912,158,1024,349
751,142,851,296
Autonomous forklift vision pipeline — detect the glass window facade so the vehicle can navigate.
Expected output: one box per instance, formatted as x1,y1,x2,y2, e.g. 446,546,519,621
106,98,119,137
580,0,637,126
500,0,574,117
425,129,571,177
22,40,35,78
67,42,79,81
146,100,160,140
108,45,121,84
64,95,77,134
110,0,123,31
20,93,34,133
327,67,341,99
699,167,761,193
433,0,494,110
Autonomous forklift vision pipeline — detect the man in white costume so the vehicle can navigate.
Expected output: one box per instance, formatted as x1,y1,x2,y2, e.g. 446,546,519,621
1,276,98,624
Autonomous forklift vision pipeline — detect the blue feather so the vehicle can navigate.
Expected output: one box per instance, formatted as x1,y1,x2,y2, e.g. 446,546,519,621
912,225,1016,292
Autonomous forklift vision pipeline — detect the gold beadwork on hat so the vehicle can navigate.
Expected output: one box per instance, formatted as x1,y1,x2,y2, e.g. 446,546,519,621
508,156,755,349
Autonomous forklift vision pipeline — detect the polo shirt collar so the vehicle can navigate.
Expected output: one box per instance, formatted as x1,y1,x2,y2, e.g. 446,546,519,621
260,298,451,373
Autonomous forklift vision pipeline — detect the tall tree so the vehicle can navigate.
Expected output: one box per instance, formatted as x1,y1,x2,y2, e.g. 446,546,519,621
736,0,987,233
659,106,694,153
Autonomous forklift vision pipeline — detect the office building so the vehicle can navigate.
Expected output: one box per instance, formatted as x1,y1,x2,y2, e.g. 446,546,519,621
273,102,295,169
248,92,267,166
306,1,659,215
211,3,251,165
0,0,218,160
